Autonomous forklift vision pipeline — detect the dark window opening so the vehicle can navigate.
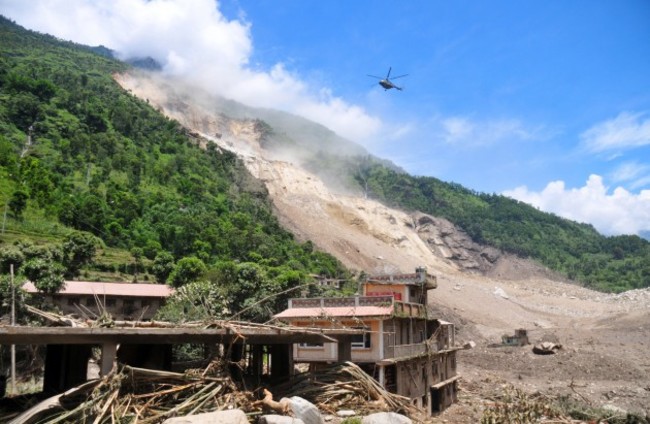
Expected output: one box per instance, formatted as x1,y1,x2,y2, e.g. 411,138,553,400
352,327,371,349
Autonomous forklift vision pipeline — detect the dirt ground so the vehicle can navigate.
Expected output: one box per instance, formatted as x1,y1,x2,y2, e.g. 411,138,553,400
429,270,650,422
118,72,650,422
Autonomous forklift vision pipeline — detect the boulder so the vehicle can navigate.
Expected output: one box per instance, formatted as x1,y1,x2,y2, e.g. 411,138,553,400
289,397,324,424
361,412,412,424
532,342,562,355
259,415,305,424
162,409,248,424
463,340,476,350
336,410,357,417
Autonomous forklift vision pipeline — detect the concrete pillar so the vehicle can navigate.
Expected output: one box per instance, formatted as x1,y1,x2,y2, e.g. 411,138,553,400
269,344,292,383
336,335,352,362
101,342,117,376
378,365,385,387
252,345,263,385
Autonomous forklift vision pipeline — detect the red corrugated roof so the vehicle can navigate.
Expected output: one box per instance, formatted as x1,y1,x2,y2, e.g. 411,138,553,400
22,281,174,298
274,305,393,319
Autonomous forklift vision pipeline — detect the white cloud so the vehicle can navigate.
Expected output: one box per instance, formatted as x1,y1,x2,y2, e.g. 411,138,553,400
504,175,650,236
609,162,650,189
581,112,650,153
433,115,541,147
0,0,381,142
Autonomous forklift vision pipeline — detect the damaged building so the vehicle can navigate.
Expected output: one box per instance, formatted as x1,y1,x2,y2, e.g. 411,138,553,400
274,267,460,415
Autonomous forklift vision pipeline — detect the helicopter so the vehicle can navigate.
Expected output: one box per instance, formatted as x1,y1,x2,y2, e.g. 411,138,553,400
367,67,408,91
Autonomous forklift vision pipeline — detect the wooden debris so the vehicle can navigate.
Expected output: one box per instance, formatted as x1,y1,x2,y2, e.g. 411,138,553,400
24,304,85,327
279,362,423,420
8,365,256,424
254,388,292,415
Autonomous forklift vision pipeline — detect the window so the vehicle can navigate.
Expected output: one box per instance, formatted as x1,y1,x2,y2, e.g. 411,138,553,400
105,298,116,307
123,299,136,315
141,299,151,308
298,342,323,348
352,327,371,349
67,297,80,306
85,297,95,307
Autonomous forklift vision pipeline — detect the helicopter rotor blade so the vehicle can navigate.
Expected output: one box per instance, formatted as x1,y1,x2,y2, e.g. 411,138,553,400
367,75,383,79
389,74,408,80
386,67,392,79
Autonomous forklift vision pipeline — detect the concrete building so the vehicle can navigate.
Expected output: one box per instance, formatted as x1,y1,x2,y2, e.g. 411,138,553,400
22,280,174,320
274,267,460,415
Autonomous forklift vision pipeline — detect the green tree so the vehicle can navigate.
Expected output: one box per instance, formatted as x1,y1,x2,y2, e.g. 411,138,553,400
0,274,29,322
155,280,227,322
151,251,175,284
0,246,25,274
168,256,207,288
8,189,29,220
7,92,42,130
21,258,65,294
130,246,143,282
62,231,100,278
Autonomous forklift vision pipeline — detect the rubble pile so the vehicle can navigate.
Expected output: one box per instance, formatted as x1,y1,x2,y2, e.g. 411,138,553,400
280,362,422,420
5,362,425,424
6,365,256,424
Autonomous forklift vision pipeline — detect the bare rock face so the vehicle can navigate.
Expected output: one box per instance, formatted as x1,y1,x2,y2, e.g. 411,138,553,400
412,212,501,273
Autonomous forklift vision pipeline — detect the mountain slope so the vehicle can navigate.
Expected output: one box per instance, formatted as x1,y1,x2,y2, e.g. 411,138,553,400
0,17,350,318
116,72,460,274
117,70,650,418
118,72,650,293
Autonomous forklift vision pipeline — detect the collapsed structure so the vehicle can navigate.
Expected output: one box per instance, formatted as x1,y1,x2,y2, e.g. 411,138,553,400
274,267,460,415
3,268,459,418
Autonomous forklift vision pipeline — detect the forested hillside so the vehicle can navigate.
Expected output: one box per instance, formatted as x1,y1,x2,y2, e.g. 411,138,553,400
0,16,350,322
1,13,647,308
305,154,650,292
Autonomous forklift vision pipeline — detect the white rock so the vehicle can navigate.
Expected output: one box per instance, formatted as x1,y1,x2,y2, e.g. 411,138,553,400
289,397,324,424
493,287,509,299
260,416,305,424
361,412,412,424
162,409,248,424
336,410,357,417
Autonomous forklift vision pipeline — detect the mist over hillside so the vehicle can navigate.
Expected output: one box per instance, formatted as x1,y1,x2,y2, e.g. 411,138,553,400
121,71,404,194
116,67,650,293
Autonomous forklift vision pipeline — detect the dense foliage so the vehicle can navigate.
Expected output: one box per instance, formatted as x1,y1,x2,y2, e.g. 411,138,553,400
305,154,650,293
0,16,351,321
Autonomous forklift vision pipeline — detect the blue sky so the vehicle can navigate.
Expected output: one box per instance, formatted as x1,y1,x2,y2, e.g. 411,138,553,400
1,0,649,236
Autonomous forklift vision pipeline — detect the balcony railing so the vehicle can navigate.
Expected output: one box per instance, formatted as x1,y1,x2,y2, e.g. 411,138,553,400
288,295,426,319
384,342,427,359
